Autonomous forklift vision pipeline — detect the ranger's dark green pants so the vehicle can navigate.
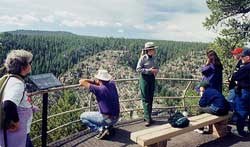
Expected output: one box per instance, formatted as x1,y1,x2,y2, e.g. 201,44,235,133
139,74,155,121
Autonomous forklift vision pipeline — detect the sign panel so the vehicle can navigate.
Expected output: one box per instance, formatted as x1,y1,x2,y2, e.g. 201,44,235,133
28,73,63,90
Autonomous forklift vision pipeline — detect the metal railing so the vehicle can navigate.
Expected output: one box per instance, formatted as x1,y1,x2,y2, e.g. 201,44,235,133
28,78,201,146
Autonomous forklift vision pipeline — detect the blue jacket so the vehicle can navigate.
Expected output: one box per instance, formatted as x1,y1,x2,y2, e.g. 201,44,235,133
199,88,228,111
229,60,243,90
232,62,250,90
201,63,223,93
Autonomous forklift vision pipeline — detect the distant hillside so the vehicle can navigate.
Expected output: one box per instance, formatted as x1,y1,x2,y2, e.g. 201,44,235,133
0,30,208,77
60,49,205,103
6,30,76,36
61,49,205,85
60,50,137,85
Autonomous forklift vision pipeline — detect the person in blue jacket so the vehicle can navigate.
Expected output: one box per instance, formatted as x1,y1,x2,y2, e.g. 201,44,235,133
232,48,250,137
201,50,223,93
194,81,229,134
198,81,229,116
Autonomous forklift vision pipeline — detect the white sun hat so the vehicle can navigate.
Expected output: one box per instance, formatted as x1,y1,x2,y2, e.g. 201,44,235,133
94,69,112,81
143,42,158,50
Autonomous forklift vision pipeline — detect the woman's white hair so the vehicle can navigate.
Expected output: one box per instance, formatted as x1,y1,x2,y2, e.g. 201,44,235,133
4,49,33,74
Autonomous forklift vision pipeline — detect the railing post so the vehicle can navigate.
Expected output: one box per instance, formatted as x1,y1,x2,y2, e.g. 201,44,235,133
42,93,48,147
130,110,133,119
182,81,192,111
89,94,93,111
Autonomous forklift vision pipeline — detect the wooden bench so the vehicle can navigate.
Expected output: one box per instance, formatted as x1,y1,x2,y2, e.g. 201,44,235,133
130,113,232,147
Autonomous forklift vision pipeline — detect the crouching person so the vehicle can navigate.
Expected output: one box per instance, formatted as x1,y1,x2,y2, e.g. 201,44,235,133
79,69,120,139
194,81,229,134
198,81,229,116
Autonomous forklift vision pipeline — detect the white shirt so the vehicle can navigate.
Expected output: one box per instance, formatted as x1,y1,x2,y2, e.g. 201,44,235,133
3,77,33,133
3,77,31,108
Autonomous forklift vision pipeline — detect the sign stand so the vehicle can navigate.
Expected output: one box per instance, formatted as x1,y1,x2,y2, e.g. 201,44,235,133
28,73,63,147
42,93,48,147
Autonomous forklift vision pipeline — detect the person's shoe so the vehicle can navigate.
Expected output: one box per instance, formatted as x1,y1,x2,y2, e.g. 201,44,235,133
95,128,109,140
145,120,152,127
194,129,204,134
145,119,154,127
145,122,151,127
202,125,212,134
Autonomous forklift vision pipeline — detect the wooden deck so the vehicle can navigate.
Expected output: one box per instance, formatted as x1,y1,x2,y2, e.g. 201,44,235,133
49,118,250,147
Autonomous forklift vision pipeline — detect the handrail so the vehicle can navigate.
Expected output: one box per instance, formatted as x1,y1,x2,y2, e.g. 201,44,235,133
27,84,80,96
27,78,200,96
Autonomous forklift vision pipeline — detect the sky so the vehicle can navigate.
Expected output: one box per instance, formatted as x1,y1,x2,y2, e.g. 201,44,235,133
0,0,217,42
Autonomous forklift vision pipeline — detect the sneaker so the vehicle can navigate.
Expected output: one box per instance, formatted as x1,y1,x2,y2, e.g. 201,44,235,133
194,129,204,134
145,121,151,127
95,128,109,140
145,119,153,127
203,125,212,133
145,119,155,127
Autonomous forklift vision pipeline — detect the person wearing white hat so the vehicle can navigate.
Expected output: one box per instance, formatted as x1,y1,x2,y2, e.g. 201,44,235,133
79,69,120,139
136,42,159,127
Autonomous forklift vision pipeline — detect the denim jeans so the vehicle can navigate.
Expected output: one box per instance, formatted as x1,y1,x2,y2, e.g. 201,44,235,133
235,89,250,134
80,112,119,132
199,106,228,116
227,89,236,111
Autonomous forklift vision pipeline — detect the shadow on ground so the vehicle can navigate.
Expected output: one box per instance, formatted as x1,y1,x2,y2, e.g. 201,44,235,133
199,132,250,147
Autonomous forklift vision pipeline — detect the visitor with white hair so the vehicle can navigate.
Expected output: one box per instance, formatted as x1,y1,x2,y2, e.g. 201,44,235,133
0,49,35,147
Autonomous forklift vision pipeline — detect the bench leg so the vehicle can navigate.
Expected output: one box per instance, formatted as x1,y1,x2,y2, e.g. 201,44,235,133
212,119,229,137
147,140,167,147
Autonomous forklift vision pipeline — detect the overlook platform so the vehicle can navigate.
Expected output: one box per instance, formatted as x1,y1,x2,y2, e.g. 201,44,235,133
49,118,250,147
28,78,250,147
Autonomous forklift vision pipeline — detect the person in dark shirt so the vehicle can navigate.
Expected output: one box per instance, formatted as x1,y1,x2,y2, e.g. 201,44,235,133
79,69,120,139
198,81,229,116
201,50,223,93
232,48,250,137
228,48,243,111
194,81,229,134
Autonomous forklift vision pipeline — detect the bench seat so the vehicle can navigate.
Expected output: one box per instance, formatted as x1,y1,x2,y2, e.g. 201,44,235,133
130,113,232,147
